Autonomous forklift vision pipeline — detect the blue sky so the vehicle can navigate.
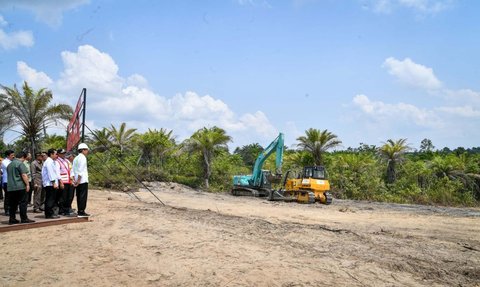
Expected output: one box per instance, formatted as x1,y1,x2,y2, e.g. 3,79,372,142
1,0,479,149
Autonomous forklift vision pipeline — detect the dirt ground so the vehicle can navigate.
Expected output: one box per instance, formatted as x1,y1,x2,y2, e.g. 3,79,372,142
1,182,479,287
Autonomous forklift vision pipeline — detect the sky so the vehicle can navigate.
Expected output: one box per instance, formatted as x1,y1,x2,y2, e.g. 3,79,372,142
0,0,479,150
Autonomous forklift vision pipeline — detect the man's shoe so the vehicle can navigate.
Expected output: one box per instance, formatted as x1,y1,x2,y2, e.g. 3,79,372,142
21,218,35,223
8,219,19,225
77,212,90,217
46,215,60,219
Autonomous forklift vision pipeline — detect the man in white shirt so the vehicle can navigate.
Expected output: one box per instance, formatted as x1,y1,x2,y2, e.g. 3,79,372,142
73,143,90,217
2,150,15,216
42,148,62,219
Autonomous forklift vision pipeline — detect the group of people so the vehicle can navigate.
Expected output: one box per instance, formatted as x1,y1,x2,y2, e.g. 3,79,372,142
0,143,90,225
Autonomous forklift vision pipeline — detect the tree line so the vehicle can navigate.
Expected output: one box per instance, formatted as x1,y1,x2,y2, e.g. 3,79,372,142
1,83,479,206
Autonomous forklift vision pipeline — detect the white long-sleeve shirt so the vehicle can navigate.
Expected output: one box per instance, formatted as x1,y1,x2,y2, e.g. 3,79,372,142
1,158,11,185
54,159,61,180
42,157,60,187
73,153,88,184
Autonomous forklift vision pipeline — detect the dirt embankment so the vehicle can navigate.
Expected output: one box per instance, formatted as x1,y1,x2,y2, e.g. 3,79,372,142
1,183,479,286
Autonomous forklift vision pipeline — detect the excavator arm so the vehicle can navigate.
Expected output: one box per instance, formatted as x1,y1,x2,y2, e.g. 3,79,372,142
232,133,284,196
250,133,284,186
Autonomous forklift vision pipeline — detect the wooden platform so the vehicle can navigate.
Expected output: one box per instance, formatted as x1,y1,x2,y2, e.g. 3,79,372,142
0,208,89,233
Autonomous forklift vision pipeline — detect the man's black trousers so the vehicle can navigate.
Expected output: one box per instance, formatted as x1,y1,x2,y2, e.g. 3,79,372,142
44,186,57,217
76,183,88,213
8,189,28,221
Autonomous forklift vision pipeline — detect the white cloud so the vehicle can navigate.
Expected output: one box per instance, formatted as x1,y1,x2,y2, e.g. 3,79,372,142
353,94,441,127
365,0,453,14
383,57,442,90
436,106,480,118
369,0,393,13
126,74,148,88
444,89,480,106
94,89,277,143
23,44,278,146
351,56,480,147
398,0,451,13
236,0,271,8
0,24,34,50
56,45,123,96
171,92,234,122
0,0,90,27
96,86,170,120
17,61,53,88
0,15,7,27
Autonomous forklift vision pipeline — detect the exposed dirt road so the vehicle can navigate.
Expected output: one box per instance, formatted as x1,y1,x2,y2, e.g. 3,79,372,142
1,183,479,286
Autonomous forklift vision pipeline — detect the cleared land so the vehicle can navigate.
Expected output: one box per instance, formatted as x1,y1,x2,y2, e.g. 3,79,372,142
1,183,479,286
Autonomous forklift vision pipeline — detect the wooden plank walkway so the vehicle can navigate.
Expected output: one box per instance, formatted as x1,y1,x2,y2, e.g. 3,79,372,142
0,208,89,233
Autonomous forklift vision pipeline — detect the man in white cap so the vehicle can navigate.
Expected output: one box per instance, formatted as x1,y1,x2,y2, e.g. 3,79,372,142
72,143,90,217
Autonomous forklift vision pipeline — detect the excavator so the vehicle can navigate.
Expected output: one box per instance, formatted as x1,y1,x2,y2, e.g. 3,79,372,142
232,132,333,204
231,133,284,197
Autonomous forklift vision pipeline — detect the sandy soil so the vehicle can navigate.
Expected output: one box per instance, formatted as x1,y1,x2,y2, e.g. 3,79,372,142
1,182,479,287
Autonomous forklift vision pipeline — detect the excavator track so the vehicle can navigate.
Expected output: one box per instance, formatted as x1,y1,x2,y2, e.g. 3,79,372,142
231,187,269,197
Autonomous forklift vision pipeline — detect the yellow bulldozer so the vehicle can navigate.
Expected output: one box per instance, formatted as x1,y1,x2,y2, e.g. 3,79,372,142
269,165,333,204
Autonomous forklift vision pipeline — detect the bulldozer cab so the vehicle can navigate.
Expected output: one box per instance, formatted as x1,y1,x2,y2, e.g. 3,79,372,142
302,166,327,179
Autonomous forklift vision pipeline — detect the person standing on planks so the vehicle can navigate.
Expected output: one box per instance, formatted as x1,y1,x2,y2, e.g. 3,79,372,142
6,151,35,224
73,143,90,217
42,149,62,219
31,152,44,213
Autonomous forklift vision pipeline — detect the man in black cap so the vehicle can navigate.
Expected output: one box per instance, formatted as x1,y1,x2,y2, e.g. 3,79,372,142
6,151,35,224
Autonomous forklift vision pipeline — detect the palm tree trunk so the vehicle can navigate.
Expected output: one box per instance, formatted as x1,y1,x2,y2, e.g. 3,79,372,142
43,122,47,138
387,161,396,184
203,150,211,190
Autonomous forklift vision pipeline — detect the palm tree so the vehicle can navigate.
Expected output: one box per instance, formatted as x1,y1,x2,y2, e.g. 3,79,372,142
378,139,410,184
0,82,72,153
234,143,264,166
296,128,342,165
430,154,480,198
41,134,67,151
136,128,175,166
89,127,112,152
182,126,232,189
108,122,137,153
0,95,13,138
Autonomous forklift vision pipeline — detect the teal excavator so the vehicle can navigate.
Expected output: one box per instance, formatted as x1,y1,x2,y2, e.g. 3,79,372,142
231,133,284,197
